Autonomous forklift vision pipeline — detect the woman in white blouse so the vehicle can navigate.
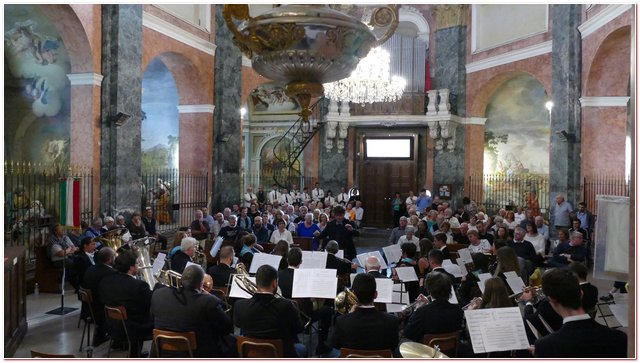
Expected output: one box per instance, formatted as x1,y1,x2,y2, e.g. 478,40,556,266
524,221,546,256
397,225,420,251
467,230,492,254
270,219,293,245
324,190,336,208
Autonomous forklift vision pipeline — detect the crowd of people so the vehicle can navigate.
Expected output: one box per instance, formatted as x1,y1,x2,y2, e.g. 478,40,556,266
45,184,627,358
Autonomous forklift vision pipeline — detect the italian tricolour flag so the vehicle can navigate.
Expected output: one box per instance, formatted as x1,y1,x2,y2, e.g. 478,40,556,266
60,177,81,228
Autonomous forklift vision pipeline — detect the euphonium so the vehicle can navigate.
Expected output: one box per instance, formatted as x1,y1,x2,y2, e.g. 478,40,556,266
335,287,359,314
155,269,183,288
95,227,128,251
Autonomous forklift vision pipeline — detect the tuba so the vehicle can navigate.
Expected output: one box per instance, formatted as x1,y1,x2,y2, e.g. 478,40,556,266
134,237,157,289
334,287,359,314
95,227,128,251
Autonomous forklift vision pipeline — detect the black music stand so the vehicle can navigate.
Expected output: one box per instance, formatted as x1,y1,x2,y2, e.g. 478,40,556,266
46,258,77,315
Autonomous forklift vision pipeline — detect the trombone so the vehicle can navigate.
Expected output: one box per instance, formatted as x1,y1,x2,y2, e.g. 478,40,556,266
155,269,233,313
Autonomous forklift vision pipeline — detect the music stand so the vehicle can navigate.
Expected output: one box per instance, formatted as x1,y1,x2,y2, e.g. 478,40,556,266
46,256,77,315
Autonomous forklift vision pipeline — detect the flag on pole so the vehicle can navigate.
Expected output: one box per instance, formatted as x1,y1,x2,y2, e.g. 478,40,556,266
60,177,81,228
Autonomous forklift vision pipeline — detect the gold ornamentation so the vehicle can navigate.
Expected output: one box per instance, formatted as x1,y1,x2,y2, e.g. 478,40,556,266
436,4,468,30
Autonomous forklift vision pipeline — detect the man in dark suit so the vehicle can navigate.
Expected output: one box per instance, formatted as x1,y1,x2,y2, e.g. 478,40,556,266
151,265,236,357
404,271,464,347
318,206,359,260
171,237,198,274
325,240,357,276
508,227,538,265
73,237,97,287
427,249,457,283
234,265,307,358
433,233,450,259
330,273,400,357
207,245,236,287
534,268,627,358
278,248,332,355
82,247,117,346
99,250,153,357
568,262,598,314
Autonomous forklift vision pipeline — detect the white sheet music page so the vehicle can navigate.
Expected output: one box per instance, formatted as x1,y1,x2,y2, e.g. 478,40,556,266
350,273,357,285
374,278,394,303
458,248,473,264
465,307,530,353
477,273,492,293
300,251,328,269
336,250,345,259
395,266,419,282
185,261,199,269
456,258,468,276
356,251,388,269
229,275,255,299
503,271,519,279
210,236,224,257
448,286,458,305
385,303,407,313
443,263,464,278
292,268,338,299
506,276,526,295
249,253,283,273
382,244,402,265
152,253,166,276
392,290,410,304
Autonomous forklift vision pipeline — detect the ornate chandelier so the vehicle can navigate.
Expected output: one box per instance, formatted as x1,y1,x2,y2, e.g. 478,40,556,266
223,5,399,123
323,47,406,105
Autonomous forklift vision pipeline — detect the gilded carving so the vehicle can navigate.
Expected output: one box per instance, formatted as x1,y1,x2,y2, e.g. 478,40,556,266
435,4,468,30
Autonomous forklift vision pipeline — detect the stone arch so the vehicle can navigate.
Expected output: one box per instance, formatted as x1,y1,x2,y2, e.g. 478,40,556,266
255,133,300,186
399,6,430,46
39,4,93,72
585,26,631,97
468,70,550,117
142,51,208,105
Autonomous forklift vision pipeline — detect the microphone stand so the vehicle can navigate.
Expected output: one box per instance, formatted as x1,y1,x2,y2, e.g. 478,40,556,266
46,249,78,315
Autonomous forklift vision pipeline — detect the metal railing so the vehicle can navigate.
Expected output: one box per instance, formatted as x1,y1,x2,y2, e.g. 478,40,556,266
468,173,549,218
141,169,209,232
4,161,93,261
582,175,630,215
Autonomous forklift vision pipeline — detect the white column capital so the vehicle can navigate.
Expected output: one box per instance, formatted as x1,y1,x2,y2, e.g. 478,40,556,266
579,97,630,107
67,73,104,86
177,104,216,114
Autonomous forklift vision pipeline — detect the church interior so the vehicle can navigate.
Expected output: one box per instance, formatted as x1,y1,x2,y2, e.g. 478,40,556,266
3,3,635,359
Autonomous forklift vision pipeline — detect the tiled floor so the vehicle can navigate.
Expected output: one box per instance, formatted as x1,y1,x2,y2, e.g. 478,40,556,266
10,227,628,358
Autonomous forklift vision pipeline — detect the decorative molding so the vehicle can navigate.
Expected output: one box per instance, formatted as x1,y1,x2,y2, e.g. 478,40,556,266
399,6,430,45
142,12,216,56
466,40,552,73
177,104,215,113
67,73,103,86
242,56,252,67
578,4,632,39
461,117,488,125
579,97,630,107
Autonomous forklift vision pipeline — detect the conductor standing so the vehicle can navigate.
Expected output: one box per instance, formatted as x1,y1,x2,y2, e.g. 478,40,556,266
318,206,359,261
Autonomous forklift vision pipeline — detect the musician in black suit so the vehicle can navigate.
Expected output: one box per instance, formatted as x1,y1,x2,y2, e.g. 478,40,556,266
234,265,307,358
365,255,387,278
82,247,117,346
325,240,357,276
568,262,598,313
73,237,97,286
278,248,332,355
404,271,464,344
533,268,627,358
171,237,198,274
151,265,236,357
331,273,401,356
433,233,450,259
318,206,359,260
207,245,236,287
99,250,153,357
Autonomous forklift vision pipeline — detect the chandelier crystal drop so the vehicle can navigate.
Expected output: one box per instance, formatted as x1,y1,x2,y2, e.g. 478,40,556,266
323,47,407,105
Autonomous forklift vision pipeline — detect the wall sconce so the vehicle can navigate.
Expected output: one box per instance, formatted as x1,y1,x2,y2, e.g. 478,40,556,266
556,130,576,143
110,112,131,127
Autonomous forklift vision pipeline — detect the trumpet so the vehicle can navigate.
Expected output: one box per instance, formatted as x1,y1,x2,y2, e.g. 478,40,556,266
401,293,431,317
510,286,545,304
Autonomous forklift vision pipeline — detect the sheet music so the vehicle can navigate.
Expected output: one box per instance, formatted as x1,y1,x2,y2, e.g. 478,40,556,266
503,271,519,279
477,273,492,293
448,286,458,305
229,275,255,299
382,244,402,265
210,236,224,258
443,263,464,278
442,259,454,266
609,304,629,327
506,276,526,295
393,283,404,292
248,253,283,273
385,303,407,313
231,256,238,268
374,278,394,303
356,251,388,269
185,261,199,269
292,268,338,299
465,307,530,353
392,291,410,304
458,248,473,264
152,253,166,276
350,273,357,285
395,266,419,282
456,258,468,276
336,250,345,259
300,251,328,269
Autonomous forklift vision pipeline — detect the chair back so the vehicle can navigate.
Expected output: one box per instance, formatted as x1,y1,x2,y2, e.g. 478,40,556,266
422,330,461,357
293,237,313,251
339,348,393,358
153,329,197,358
105,305,128,321
210,287,229,301
31,350,75,358
260,243,276,253
78,287,96,321
237,336,284,358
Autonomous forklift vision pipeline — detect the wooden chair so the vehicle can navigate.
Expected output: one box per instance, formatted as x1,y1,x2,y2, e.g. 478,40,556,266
153,329,197,358
422,330,461,357
237,336,284,358
31,350,75,358
339,348,393,358
34,245,64,293
105,305,131,358
77,288,96,352
259,243,276,254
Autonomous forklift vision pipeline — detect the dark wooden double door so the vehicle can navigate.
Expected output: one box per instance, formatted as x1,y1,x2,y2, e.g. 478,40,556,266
359,160,417,228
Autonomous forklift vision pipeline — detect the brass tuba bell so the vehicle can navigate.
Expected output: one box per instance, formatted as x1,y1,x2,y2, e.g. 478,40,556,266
334,287,359,314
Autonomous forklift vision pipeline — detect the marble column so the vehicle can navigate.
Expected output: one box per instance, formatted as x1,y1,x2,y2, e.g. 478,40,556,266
549,4,582,219
212,6,242,211
99,4,143,217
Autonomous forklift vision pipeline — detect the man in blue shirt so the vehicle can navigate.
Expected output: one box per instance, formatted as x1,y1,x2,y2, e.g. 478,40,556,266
415,189,432,216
